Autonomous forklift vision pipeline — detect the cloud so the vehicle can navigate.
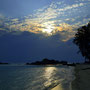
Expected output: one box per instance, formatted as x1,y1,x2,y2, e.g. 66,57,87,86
0,0,89,62
0,0,89,42
57,3,84,12
0,30,84,62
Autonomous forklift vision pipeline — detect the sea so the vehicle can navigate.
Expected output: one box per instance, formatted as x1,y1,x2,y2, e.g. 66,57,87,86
0,64,75,90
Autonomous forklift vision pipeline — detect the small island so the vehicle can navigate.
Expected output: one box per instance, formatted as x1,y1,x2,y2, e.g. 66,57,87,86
26,58,76,66
0,62,8,65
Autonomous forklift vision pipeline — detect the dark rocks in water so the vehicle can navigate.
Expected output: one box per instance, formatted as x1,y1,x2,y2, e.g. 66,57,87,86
67,63,76,66
84,61,90,64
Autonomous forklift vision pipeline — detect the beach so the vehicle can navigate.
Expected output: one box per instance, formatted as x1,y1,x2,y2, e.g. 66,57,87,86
72,64,90,90
52,64,90,90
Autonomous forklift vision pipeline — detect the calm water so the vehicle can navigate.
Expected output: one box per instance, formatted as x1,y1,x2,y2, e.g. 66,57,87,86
0,65,74,90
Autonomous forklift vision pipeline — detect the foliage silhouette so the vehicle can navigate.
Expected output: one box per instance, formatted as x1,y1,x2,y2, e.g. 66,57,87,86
0,62,8,64
73,22,90,62
26,58,68,65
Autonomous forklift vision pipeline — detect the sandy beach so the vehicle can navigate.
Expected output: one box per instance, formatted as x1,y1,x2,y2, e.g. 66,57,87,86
52,64,90,90
51,82,72,90
72,64,90,90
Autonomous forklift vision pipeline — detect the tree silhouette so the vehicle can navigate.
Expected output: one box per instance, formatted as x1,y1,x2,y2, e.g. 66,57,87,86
73,22,90,62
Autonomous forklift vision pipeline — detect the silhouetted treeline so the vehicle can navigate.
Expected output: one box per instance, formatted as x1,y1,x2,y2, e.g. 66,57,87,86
0,62,8,64
73,22,90,63
26,58,76,66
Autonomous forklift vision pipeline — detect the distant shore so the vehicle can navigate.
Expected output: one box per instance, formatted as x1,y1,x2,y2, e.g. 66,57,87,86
72,64,90,90
0,62,8,64
26,58,76,66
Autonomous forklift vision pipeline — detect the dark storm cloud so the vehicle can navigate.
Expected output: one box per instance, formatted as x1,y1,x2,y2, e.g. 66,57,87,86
0,31,83,63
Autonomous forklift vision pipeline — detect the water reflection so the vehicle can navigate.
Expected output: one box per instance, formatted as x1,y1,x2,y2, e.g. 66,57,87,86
43,67,64,90
43,66,73,90
44,67,57,87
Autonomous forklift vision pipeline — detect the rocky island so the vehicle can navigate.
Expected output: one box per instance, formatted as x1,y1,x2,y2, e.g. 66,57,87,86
26,58,76,66
0,62,8,64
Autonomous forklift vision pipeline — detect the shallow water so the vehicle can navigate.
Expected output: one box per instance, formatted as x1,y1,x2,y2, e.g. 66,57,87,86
0,65,74,90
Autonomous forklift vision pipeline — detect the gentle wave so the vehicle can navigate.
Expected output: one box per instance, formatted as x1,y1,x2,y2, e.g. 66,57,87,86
0,65,74,90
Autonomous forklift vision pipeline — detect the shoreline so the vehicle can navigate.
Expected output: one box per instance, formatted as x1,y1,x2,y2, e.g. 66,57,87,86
51,66,75,90
51,84,63,90
51,64,90,90
71,64,90,90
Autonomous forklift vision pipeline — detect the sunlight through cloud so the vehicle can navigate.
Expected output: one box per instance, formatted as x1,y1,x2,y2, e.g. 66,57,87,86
0,0,89,41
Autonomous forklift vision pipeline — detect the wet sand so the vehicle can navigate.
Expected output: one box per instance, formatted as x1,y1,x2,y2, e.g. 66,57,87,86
52,64,90,90
72,64,90,90
51,83,72,90
51,84,63,90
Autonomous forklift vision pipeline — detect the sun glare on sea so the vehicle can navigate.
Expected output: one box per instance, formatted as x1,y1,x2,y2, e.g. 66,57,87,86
44,67,57,87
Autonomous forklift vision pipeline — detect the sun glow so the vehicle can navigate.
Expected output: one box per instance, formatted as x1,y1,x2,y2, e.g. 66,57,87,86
42,22,55,35
43,27,53,34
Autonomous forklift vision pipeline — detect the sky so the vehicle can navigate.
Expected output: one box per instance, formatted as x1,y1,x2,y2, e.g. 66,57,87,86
0,0,90,63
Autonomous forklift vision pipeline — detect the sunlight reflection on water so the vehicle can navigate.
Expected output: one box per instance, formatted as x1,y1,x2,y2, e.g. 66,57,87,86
43,66,73,90
44,67,57,87
0,65,74,90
